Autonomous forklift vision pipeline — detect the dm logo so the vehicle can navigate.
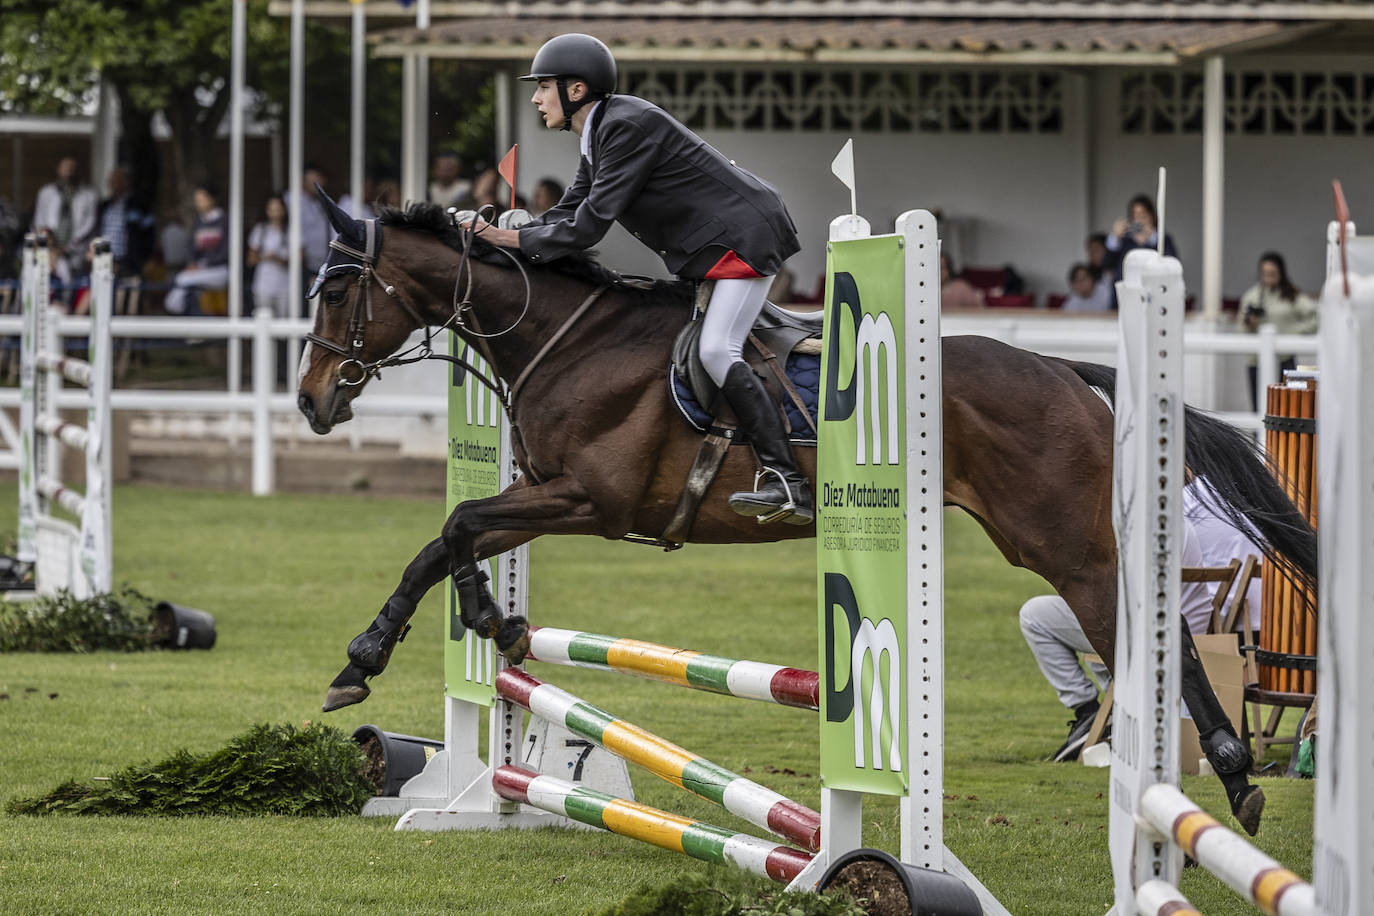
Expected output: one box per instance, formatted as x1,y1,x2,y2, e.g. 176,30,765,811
824,573,903,771
451,341,501,428
824,271,899,466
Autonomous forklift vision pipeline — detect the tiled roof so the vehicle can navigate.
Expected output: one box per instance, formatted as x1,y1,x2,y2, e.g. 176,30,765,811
268,1,1374,22
371,17,1320,62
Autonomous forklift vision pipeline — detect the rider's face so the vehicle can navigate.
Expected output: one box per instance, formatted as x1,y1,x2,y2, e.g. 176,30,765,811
532,79,565,129
531,78,588,130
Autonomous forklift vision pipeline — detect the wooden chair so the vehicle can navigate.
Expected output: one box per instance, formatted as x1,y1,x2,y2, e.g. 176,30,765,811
113,278,143,380
1081,557,1259,752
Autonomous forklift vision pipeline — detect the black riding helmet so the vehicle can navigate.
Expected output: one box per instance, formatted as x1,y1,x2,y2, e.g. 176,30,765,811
519,33,617,131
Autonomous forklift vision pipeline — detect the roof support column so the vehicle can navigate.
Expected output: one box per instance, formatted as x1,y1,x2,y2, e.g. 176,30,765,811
1202,55,1225,322
401,53,430,205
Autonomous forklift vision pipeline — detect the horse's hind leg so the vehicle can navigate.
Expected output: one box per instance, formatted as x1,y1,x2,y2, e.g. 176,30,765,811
1181,624,1265,835
323,537,449,712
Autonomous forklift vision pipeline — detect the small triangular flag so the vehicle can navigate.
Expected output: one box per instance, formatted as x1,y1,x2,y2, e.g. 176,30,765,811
498,144,519,210
831,138,856,216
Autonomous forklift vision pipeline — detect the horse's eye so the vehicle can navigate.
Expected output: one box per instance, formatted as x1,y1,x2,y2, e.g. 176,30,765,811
324,289,346,305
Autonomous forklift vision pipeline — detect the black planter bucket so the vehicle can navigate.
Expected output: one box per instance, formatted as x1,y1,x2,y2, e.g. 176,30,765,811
153,601,217,649
352,725,443,796
818,847,982,916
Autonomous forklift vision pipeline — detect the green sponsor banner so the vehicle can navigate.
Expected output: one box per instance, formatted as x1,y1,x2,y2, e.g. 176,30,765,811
444,333,503,704
817,235,908,796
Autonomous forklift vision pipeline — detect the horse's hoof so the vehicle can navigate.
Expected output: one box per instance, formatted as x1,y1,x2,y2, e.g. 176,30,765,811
322,683,370,712
323,663,372,712
1230,784,1265,836
496,616,530,665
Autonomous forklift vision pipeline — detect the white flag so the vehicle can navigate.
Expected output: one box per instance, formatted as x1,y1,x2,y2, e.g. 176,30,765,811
831,138,856,216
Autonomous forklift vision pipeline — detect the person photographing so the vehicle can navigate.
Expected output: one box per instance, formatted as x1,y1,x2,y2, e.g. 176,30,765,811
463,33,811,524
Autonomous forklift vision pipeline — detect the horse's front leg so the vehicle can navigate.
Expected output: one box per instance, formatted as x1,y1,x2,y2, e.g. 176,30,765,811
323,537,448,711
446,475,603,664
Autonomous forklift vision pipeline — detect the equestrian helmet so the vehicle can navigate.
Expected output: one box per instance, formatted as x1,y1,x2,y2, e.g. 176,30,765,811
520,33,617,95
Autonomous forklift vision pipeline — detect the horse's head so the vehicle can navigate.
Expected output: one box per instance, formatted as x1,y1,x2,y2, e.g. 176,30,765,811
296,187,433,434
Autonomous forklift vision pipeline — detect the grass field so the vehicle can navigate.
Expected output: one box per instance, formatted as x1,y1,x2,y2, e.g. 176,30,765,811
0,484,1314,915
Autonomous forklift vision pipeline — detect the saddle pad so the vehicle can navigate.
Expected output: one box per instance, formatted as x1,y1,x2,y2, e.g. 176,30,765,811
669,352,821,446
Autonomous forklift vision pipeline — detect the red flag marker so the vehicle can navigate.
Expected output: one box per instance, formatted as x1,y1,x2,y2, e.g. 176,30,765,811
1333,180,1350,298
498,144,519,211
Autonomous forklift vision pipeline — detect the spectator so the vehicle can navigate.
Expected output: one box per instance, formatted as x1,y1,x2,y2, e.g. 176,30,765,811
1086,231,1117,309
1020,474,1263,762
531,177,565,216
31,155,98,287
1062,263,1112,312
1237,251,1317,409
247,194,293,318
0,195,19,280
1104,194,1179,300
373,179,401,211
458,167,502,215
158,206,192,277
164,185,229,315
92,166,155,278
940,253,985,311
338,176,377,221
428,151,470,208
282,163,332,293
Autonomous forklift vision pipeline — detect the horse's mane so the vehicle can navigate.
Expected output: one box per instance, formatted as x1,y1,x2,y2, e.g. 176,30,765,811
377,202,693,307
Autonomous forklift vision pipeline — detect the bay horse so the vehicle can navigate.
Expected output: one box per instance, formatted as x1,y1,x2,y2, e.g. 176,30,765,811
297,195,1316,837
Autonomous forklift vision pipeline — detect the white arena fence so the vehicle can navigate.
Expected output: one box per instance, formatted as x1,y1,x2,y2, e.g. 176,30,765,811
17,237,113,598
0,300,1318,497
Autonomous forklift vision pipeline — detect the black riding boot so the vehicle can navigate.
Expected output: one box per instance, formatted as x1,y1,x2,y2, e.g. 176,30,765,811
720,362,814,525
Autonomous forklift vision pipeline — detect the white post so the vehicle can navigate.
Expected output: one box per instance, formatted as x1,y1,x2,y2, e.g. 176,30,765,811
288,0,305,320
349,0,366,218
17,236,38,565
251,308,274,496
1108,248,1186,912
85,240,114,594
228,0,247,446
1202,55,1225,322
1313,221,1374,915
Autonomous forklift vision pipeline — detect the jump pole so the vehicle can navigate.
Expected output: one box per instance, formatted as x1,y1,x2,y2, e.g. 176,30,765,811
526,625,820,710
496,666,821,852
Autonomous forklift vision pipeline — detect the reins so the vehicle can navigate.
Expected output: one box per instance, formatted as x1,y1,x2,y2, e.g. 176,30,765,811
308,213,609,478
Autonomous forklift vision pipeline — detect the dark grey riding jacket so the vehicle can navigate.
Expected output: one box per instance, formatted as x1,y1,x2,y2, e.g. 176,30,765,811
518,94,800,279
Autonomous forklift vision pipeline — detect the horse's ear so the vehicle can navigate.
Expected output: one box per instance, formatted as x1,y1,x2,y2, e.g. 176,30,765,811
317,184,359,237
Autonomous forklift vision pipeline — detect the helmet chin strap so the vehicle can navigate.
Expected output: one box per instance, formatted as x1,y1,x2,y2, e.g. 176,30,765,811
555,77,592,132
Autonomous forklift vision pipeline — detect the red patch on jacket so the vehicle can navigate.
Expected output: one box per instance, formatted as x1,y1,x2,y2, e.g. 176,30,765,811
705,250,762,279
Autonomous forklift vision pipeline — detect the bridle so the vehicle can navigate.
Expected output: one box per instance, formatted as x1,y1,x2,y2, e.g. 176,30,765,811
304,212,609,452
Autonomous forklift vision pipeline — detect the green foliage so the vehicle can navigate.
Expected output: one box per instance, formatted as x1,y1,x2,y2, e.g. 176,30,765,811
0,587,157,653
593,870,864,916
6,722,371,817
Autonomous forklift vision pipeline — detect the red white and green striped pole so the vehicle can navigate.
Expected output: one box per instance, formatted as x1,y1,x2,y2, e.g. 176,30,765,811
525,626,819,711
493,765,812,883
496,667,821,852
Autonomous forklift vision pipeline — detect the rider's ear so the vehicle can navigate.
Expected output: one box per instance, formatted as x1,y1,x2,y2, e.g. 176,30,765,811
568,80,588,102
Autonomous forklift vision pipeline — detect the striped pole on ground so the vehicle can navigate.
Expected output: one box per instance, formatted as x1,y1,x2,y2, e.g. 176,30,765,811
526,626,819,711
496,667,820,852
1136,880,1202,916
493,765,812,883
1139,784,1315,916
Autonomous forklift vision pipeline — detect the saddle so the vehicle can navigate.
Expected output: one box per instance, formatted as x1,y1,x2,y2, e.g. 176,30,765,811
670,282,822,440
649,282,822,550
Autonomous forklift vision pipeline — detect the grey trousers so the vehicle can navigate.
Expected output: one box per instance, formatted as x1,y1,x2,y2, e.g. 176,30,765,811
1018,594,1108,711
698,275,774,385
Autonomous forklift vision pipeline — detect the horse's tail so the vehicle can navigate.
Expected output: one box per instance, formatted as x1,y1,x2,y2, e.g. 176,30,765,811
1062,358,1318,593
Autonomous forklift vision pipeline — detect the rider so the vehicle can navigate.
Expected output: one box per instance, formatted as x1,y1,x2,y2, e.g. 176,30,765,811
466,33,813,525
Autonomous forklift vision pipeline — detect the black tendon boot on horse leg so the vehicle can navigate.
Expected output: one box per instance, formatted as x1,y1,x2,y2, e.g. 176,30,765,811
453,565,530,664
1180,623,1264,835
323,594,418,712
720,362,814,525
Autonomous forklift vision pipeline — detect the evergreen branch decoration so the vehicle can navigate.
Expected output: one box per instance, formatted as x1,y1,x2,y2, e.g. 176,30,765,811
6,723,373,817
0,588,158,652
